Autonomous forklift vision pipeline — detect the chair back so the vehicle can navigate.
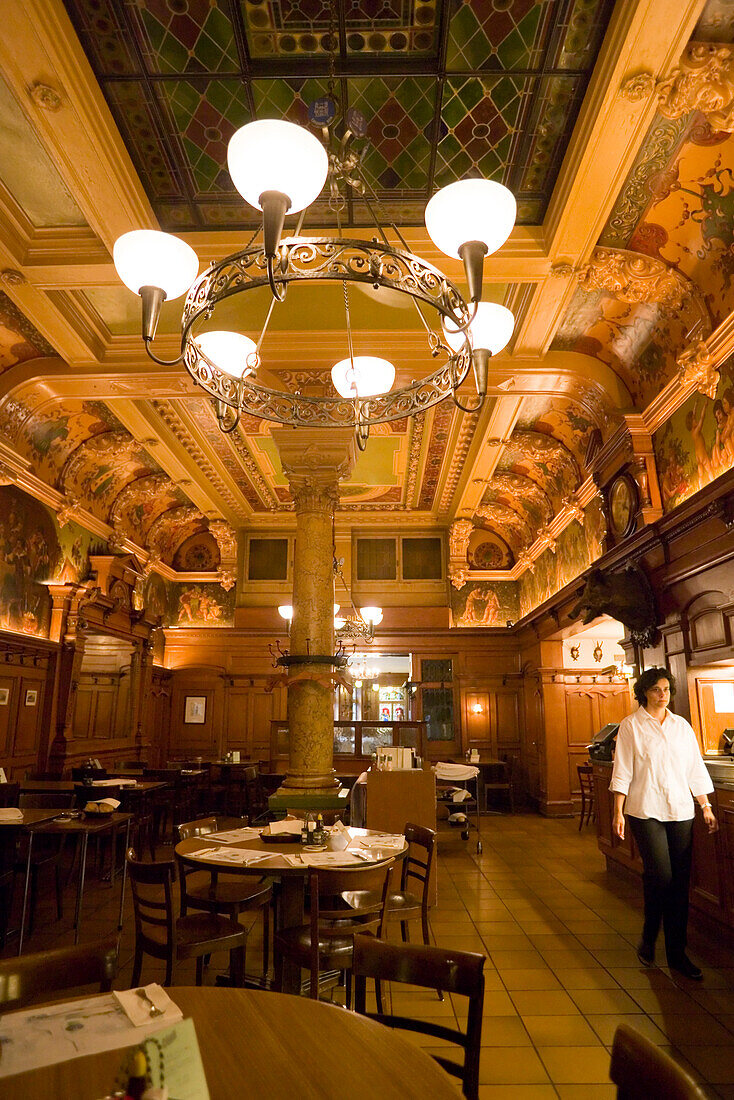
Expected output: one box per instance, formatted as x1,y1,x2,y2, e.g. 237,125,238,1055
610,1023,706,1099
577,763,593,790
311,860,395,936
352,935,485,1100
0,782,20,808
0,935,118,1010
126,848,176,960
115,759,146,771
176,816,221,842
71,766,109,781
401,822,436,901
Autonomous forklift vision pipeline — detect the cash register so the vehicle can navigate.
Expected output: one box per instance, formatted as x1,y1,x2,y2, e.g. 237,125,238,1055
587,722,620,762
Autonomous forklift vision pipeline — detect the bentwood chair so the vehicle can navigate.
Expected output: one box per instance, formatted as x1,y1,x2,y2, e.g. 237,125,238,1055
274,859,395,1001
0,935,118,1011
126,848,247,987
577,764,595,830
176,817,272,977
352,935,486,1100
609,1023,707,1099
15,790,75,934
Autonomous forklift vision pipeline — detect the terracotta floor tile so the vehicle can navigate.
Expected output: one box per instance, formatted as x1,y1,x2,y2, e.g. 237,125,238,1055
510,990,580,1016
490,949,548,970
478,1016,533,1046
586,1012,668,1046
537,1045,611,1084
676,1045,734,1084
569,988,640,1015
554,1085,617,1099
522,1013,601,1046
500,970,563,991
478,1046,551,1085
477,1087,557,1099
555,968,621,990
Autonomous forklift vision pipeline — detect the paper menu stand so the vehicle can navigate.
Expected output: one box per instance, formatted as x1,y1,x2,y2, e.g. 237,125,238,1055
122,1018,210,1100
0,767,6,783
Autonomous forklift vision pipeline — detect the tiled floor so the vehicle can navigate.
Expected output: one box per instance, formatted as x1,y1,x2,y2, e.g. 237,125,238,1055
3,814,734,1098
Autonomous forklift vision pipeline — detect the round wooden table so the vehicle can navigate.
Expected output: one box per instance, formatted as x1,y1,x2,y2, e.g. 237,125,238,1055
175,826,406,993
9,986,458,1099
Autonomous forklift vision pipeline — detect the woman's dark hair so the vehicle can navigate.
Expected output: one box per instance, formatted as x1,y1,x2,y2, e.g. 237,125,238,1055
633,667,676,706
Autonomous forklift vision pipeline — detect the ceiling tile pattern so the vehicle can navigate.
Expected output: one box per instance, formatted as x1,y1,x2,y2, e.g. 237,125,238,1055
62,0,613,228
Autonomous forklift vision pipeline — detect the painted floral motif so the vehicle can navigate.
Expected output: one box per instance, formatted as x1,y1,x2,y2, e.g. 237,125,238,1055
148,506,208,564
516,397,598,467
468,536,511,570
450,581,519,628
173,532,221,571
110,474,188,542
497,431,580,509
18,401,121,487
61,432,156,520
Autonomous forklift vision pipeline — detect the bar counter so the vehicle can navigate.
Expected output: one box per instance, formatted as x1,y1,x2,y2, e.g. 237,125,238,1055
592,760,734,942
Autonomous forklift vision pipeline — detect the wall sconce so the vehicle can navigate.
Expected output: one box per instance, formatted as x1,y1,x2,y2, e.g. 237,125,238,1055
471,702,484,714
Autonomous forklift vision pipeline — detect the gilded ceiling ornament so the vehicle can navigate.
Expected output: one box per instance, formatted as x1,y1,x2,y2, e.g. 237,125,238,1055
56,497,79,528
449,565,469,590
29,82,63,112
449,518,474,560
209,520,238,562
0,269,25,286
219,569,236,592
0,462,16,486
619,72,657,103
143,552,161,577
486,437,513,448
549,262,576,279
577,247,692,313
656,42,734,133
516,550,535,574
676,340,719,399
563,496,585,523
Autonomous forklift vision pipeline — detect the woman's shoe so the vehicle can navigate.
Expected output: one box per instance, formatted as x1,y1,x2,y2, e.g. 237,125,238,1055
636,941,655,967
668,955,703,980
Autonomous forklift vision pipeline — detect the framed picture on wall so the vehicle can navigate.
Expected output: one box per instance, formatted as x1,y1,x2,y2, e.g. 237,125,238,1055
0,688,8,706
184,695,206,724
25,689,38,707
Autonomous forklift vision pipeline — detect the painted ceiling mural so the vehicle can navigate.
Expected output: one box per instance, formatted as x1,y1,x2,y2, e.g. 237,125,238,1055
0,292,56,372
518,497,606,617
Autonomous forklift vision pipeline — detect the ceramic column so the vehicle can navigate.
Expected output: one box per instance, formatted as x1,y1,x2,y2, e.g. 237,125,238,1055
271,429,355,793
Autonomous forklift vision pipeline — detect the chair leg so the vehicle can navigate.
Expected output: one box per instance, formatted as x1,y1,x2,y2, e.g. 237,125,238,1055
28,867,38,935
164,955,173,987
400,920,409,943
262,904,270,978
131,946,143,987
230,944,244,987
375,977,384,1014
54,864,64,920
195,956,204,986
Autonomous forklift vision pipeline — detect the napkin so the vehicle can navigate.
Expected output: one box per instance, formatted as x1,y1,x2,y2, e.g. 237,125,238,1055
267,818,303,835
0,807,23,822
113,984,183,1028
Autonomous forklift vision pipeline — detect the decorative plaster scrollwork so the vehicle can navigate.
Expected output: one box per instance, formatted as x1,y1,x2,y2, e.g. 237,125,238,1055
549,262,576,279
515,550,535,574
657,42,734,133
449,565,469,590
208,520,237,561
0,462,15,487
577,248,694,314
56,496,79,528
29,82,62,112
219,569,236,592
449,519,474,560
619,72,657,103
0,269,25,286
676,340,719,399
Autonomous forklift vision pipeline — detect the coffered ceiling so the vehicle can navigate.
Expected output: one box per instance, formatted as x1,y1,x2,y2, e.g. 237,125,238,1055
0,0,729,589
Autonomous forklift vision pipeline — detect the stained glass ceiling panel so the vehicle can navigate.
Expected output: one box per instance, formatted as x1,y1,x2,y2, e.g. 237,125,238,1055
62,0,614,229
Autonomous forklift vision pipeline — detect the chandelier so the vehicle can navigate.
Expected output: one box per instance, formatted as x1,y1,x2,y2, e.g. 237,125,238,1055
112,104,517,448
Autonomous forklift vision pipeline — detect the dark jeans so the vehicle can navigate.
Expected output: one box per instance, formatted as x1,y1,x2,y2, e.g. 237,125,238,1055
628,815,693,963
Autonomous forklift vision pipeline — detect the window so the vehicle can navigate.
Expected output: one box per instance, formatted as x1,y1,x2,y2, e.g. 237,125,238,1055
421,687,454,742
402,537,442,579
421,658,452,683
356,538,397,580
248,538,288,581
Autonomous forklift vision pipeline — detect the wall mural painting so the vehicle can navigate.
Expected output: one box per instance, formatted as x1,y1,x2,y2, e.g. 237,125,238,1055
653,357,734,511
627,124,734,327
450,581,519,628
518,498,607,616
169,582,234,627
0,485,61,637
468,532,512,571
496,431,580,510
19,401,123,487
474,501,534,553
0,292,56,374
62,432,157,522
516,397,598,468
56,519,105,584
148,506,208,565
481,477,552,535
110,474,188,544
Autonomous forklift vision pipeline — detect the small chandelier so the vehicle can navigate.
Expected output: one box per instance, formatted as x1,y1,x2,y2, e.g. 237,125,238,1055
113,105,516,448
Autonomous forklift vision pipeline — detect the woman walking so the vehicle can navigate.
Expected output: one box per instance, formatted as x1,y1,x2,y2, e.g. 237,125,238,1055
611,667,717,980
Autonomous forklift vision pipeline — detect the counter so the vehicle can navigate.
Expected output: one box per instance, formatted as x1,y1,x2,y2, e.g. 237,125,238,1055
592,761,734,942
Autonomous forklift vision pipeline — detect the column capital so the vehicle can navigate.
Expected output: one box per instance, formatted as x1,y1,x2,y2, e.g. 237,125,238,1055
272,428,356,513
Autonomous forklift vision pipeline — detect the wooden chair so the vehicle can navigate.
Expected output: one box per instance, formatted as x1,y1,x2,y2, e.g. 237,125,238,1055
126,848,247,987
176,817,272,977
15,791,75,934
144,768,192,841
0,791,19,947
577,763,595,830
274,859,395,1001
0,782,20,808
610,1022,707,1099
484,757,515,814
0,935,118,1011
352,935,486,1100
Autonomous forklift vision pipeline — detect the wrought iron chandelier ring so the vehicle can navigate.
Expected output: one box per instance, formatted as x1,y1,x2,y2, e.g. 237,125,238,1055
179,236,474,428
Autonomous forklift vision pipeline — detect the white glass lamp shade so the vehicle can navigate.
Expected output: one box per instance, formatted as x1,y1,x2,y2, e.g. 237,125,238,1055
360,606,383,626
113,230,199,299
334,617,346,629
331,357,396,399
277,604,294,621
194,331,258,379
443,302,515,355
424,179,516,259
227,119,328,213
334,604,340,615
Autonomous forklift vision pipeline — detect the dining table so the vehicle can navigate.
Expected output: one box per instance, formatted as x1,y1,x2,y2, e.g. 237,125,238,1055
175,823,407,994
1,985,458,1098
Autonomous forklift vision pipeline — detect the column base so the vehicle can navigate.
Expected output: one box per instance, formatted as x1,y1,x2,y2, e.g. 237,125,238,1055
268,786,349,814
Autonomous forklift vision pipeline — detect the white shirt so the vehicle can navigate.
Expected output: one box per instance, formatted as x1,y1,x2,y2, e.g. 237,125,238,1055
610,706,713,821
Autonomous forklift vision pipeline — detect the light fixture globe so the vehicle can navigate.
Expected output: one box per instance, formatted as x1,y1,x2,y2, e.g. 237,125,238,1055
360,606,384,626
113,230,199,299
443,302,515,356
227,119,328,214
194,331,259,379
425,179,516,260
331,357,396,399
277,604,294,621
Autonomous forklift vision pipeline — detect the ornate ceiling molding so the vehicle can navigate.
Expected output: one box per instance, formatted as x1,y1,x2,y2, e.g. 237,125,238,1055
577,247,709,327
620,42,734,133
151,400,244,518
676,340,719,400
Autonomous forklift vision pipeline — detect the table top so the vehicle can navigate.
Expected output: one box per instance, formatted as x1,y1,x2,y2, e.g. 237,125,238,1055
6,986,457,1099
176,825,406,876
0,807,64,828
20,779,166,794
36,811,133,835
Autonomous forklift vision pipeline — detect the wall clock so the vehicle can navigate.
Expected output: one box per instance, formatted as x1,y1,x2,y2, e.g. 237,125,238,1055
608,474,637,539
